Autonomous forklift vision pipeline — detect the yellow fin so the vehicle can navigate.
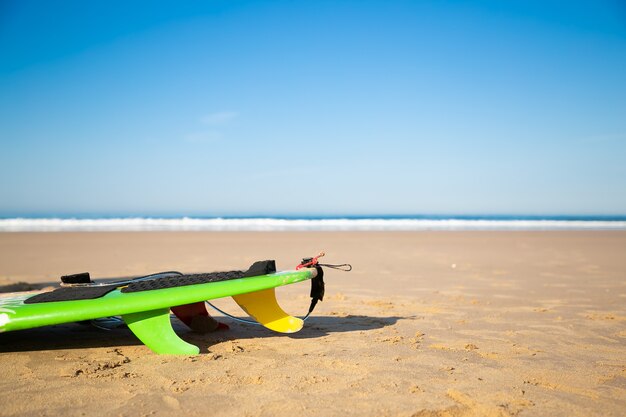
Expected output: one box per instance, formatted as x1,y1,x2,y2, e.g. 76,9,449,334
233,288,303,333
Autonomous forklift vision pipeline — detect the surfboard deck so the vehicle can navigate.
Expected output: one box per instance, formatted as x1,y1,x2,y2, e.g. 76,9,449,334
0,267,317,354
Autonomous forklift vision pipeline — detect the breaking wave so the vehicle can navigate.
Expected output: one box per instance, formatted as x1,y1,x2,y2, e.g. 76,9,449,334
1,217,625,232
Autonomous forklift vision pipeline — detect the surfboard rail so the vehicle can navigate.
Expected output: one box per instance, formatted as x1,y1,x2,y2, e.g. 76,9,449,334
0,268,317,354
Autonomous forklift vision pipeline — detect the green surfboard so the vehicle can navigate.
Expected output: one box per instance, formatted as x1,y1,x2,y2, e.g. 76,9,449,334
0,264,318,354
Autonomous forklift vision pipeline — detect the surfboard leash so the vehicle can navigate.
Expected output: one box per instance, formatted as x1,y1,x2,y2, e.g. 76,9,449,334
296,252,352,320
206,253,352,325
295,251,352,271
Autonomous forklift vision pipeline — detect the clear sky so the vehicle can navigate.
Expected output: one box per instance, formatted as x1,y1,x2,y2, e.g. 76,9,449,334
1,0,625,217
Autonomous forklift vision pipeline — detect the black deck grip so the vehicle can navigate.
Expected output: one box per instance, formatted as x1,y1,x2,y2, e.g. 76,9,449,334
25,285,118,304
121,271,245,292
24,260,277,304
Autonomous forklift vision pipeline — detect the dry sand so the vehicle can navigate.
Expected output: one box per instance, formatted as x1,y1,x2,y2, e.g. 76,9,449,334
0,232,625,416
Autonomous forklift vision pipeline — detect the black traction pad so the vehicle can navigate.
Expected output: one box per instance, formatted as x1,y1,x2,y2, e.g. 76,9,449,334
121,270,245,293
24,285,120,304
24,260,276,304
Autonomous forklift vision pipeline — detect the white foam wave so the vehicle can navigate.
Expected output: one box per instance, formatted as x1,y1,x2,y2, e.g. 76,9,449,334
1,218,625,232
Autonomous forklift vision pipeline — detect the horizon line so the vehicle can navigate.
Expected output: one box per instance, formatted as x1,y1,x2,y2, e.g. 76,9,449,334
2,214,626,221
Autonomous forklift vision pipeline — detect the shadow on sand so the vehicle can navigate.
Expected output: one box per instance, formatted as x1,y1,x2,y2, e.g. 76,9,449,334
0,314,403,354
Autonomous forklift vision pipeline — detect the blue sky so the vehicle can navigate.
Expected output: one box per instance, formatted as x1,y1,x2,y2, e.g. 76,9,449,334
1,0,625,216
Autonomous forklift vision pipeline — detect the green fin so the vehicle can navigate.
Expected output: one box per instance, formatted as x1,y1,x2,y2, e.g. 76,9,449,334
122,308,200,355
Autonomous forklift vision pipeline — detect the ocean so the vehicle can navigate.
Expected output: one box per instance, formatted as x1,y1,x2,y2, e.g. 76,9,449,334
1,215,625,231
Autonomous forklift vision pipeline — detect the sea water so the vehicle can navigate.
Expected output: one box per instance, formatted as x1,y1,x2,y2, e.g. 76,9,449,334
1,215,625,231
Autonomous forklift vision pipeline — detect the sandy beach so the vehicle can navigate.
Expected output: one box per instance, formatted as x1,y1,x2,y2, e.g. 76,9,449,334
0,231,625,416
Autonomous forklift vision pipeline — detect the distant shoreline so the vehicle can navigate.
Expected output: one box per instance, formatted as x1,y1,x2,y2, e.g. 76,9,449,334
2,217,626,232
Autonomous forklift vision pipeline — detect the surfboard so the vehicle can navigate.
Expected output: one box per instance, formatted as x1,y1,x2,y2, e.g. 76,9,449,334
0,261,318,354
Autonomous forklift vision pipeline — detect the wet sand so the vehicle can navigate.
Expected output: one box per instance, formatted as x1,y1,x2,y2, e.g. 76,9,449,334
1,232,625,416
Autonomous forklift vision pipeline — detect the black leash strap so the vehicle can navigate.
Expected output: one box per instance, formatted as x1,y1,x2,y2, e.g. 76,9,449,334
300,257,352,318
307,264,325,316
